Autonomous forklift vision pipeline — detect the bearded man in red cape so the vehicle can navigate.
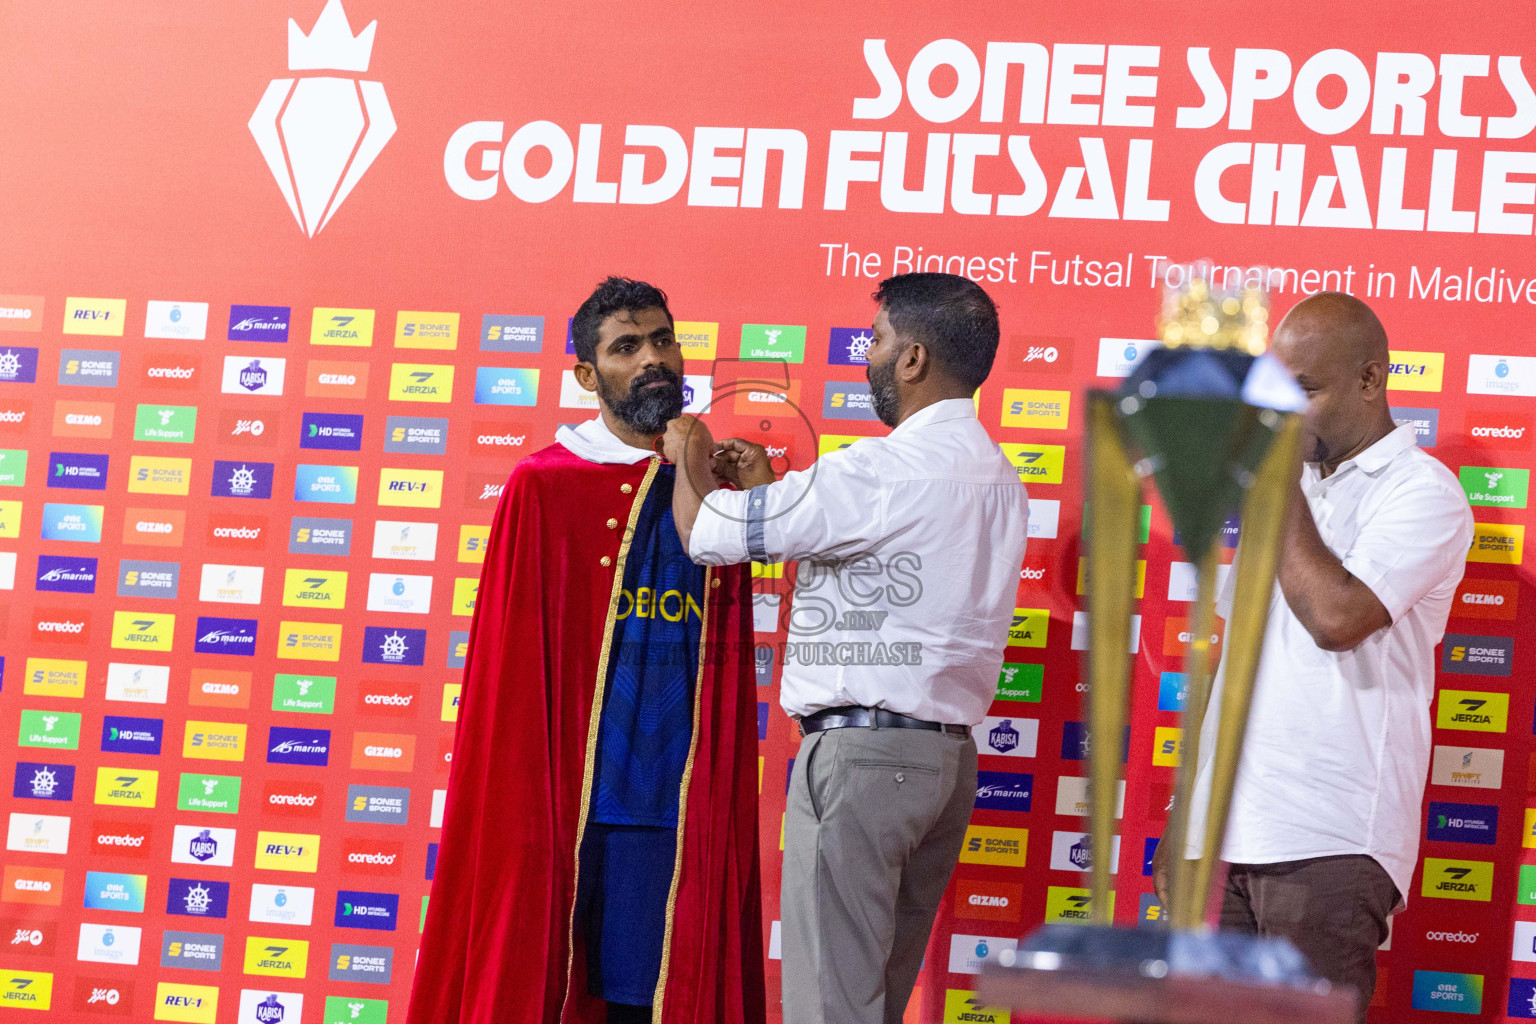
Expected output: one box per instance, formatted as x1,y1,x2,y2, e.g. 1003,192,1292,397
407,277,765,1024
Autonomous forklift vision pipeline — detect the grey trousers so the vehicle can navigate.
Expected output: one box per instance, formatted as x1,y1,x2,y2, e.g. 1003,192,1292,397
782,725,978,1024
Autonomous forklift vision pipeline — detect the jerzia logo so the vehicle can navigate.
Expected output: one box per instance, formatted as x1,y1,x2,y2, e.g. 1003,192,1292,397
249,0,396,237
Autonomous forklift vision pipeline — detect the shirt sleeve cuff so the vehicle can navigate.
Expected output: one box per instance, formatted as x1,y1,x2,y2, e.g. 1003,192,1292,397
689,486,752,565
1341,554,1410,625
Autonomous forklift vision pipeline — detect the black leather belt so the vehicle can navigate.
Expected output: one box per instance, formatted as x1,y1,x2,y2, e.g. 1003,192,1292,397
798,706,969,737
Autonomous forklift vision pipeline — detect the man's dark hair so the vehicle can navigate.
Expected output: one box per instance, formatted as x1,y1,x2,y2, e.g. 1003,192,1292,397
571,276,673,364
872,273,1000,391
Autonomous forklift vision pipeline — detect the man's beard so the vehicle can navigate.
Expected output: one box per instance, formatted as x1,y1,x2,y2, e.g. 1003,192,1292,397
866,354,900,428
595,364,685,436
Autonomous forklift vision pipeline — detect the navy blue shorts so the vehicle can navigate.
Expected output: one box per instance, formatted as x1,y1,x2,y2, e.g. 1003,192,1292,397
577,822,677,1006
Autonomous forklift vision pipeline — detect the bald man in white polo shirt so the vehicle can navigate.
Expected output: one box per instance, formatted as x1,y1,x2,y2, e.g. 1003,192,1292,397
1154,292,1474,1022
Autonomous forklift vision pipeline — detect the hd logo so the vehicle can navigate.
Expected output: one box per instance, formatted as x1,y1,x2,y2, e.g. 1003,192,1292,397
1421,858,1493,902
1435,690,1509,732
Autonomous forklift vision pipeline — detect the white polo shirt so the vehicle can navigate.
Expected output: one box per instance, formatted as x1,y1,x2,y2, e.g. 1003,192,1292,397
1184,424,1474,906
689,398,1029,726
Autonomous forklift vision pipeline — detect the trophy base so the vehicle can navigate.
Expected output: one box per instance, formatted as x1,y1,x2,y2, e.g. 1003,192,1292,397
977,925,1358,1024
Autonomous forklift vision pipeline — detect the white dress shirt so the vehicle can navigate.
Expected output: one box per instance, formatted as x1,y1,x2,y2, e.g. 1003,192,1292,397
689,398,1029,726
1184,424,1474,906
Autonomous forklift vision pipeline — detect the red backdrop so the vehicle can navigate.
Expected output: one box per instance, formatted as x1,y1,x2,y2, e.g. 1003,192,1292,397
1,2,1535,1021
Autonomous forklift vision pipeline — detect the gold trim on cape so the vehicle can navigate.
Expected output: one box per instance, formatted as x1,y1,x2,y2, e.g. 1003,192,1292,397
562,456,660,1011
650,561,713,1022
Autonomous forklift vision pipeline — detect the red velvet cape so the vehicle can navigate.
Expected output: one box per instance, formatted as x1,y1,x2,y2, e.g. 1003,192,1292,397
407,442,765,1024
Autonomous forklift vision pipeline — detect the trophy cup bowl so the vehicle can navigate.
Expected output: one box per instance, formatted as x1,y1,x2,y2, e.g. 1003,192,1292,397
979,277,1358,1024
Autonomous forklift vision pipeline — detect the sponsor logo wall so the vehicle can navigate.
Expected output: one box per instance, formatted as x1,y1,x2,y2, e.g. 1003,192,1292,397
3,2,1536,1021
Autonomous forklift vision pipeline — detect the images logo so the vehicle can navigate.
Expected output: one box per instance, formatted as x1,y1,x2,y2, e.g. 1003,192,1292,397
1468,354,1536,397
143,300,208,340
249,0,395,237
249,883,317,926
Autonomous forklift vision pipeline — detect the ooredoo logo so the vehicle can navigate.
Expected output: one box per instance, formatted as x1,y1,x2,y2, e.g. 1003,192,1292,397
250,0,396,237
1465,410,1533,450
90,820,152,859
357,680,419,717
264,780,324,819
342,837,404,876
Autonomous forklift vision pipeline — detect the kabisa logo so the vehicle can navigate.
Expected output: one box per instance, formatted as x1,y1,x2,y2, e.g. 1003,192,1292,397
987,719,1019,754
249,0,396,237
250,992,295,1024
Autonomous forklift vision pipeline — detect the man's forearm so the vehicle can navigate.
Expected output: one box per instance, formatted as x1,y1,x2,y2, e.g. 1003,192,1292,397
671,443,718,553
1276,483,1390,651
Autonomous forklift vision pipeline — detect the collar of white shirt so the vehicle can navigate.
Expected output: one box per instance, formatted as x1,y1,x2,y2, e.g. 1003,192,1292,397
1305,422,1416,487
889,397,979,437
555,415,655,466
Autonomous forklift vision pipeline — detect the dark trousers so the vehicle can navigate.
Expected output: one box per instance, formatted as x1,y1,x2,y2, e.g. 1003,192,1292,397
1220,855,1399,1024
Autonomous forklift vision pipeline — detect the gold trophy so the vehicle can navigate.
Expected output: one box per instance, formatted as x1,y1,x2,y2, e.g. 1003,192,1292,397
980,276,1357,1024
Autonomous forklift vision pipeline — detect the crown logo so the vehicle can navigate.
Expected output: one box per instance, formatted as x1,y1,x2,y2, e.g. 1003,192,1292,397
288,0,376,73
250,0,396,236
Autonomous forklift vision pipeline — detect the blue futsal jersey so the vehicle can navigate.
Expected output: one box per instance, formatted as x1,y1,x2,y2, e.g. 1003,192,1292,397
591,465,706,828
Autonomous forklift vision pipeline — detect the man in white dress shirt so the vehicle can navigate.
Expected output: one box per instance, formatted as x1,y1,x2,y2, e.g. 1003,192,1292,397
1154,292,1473,1021
663,273,1030,1024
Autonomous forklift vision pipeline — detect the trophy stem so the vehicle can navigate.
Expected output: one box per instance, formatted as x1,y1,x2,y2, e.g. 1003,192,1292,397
1166,548,1221,931
1189,414,1304,906
1084,394,1143,924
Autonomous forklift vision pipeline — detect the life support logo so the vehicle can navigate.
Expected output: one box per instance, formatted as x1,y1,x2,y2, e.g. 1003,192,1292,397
250,0,395,237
